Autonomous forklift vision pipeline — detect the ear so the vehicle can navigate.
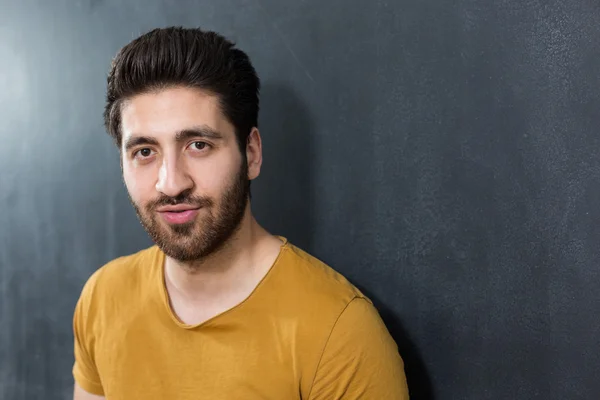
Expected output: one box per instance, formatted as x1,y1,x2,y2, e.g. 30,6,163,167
246,127,263,180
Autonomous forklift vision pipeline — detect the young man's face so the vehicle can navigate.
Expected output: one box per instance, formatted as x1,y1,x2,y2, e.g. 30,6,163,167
120,86,258,262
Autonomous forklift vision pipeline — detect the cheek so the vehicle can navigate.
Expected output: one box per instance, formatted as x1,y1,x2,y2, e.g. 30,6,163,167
123,163,155,204
192,152,240,195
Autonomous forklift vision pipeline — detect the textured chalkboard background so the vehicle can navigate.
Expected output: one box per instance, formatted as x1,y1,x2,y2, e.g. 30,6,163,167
1,0,599,399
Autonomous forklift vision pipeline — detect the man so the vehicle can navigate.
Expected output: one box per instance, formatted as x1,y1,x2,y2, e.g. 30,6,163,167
72,27,409,399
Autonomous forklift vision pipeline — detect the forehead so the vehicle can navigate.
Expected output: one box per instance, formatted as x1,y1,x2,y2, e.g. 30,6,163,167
120,86,234,142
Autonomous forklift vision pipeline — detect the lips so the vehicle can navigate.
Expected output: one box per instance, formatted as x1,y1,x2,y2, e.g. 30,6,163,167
156,205,200,224
156,204,199,213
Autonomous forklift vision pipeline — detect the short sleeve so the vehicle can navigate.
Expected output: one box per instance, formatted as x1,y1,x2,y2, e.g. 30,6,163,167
72,274,105,396
307,297,409,400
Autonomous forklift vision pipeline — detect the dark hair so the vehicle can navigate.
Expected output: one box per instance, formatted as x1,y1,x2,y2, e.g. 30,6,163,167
103,27,260,153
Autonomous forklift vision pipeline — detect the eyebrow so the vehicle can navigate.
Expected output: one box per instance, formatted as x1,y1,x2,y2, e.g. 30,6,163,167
123,125,224,152
175,126,224,142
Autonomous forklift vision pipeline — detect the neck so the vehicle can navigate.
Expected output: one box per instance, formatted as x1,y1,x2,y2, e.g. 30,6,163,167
163,206,281,302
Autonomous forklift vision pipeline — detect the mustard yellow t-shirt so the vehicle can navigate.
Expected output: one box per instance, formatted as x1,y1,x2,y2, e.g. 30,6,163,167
73,238,409,399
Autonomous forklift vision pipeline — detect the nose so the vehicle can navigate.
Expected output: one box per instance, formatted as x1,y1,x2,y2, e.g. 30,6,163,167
155,154,194,198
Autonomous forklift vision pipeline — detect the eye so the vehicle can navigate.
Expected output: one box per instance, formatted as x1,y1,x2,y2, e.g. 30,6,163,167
190,141,209,151
134,148,154,158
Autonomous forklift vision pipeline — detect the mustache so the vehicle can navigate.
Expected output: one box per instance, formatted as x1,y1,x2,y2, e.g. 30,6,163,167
146,190,214,210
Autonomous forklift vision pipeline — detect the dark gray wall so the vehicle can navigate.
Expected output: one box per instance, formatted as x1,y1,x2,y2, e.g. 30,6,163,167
1,0,599,399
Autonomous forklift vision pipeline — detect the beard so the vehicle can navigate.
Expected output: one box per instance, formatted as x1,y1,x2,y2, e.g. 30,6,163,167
130,160,250,263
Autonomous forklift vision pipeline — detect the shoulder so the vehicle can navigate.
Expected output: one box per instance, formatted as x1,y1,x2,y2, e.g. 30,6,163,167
271,242,372,325
75,246,161,311
279,243,366,299
275,244,391,342
269,241,406,396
